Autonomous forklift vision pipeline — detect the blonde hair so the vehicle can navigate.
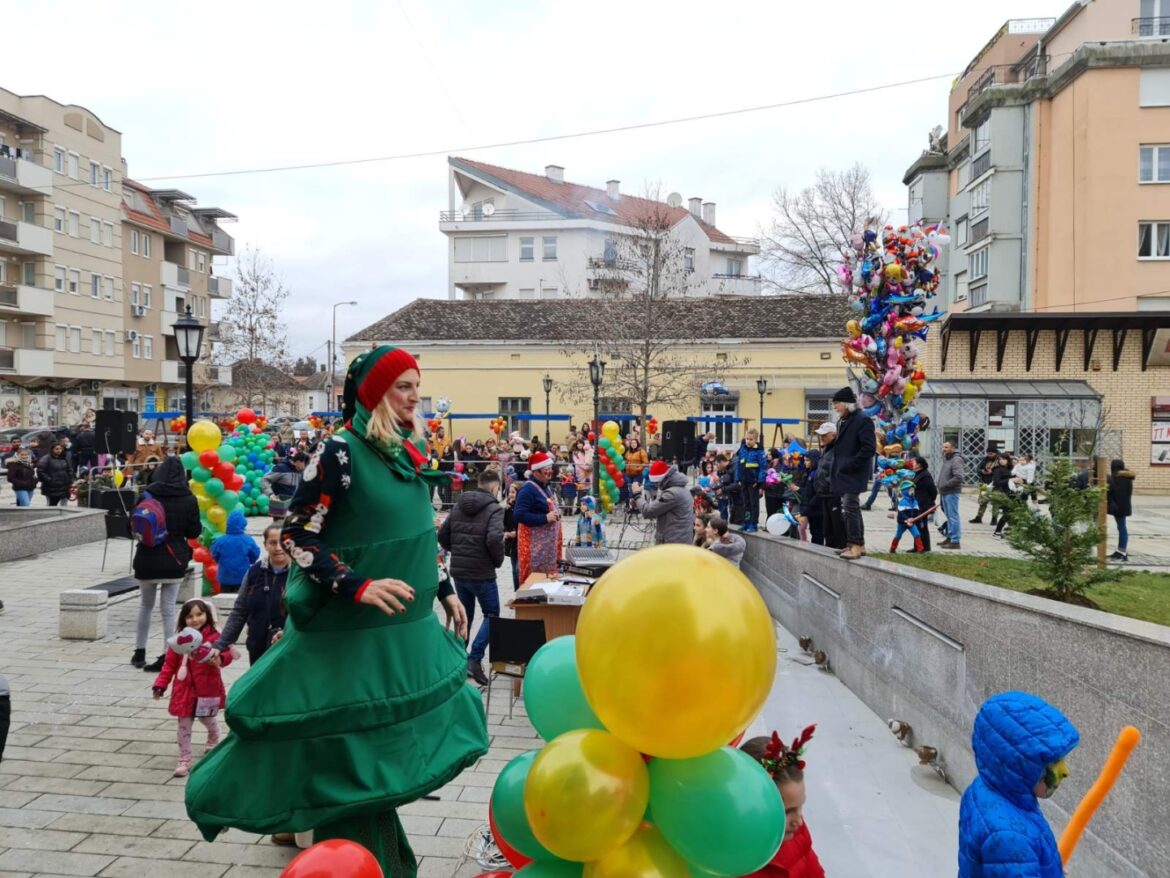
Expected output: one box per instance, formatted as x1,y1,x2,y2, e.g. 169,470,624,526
366,397,425,445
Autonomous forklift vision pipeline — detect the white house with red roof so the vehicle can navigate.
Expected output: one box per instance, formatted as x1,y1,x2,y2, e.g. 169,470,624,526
441,157,760,300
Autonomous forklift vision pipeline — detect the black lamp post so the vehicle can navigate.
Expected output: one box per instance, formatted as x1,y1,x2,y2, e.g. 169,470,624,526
173,305,205,444
756,376,768,440
542,373,553,449
588,354,605,497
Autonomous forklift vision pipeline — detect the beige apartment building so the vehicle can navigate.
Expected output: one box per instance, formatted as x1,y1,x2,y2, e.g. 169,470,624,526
0,86,235,429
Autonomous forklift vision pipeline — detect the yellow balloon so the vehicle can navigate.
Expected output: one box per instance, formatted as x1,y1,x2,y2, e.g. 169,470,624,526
190,480,206,497
196,495,213,514
187,419,222,453
525,729,649,862
207,505,227,529
584,823,690,878
112,469,125,487
602,420,621,441
576,545,776,759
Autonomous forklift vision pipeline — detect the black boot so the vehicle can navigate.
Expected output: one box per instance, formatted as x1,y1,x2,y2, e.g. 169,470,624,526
467,658,489,687
143,654,165,673
130,648,146,668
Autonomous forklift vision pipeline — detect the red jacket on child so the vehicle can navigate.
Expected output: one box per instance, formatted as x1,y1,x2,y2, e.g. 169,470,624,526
745,823,825,878
152,626,232,718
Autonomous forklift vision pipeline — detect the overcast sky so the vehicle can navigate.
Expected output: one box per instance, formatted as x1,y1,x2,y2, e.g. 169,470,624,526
6,0,1069,364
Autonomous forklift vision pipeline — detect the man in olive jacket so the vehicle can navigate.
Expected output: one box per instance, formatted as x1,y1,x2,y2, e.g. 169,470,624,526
937,441,965,550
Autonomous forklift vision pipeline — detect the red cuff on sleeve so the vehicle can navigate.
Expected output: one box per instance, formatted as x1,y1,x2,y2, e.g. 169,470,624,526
353,579,372,603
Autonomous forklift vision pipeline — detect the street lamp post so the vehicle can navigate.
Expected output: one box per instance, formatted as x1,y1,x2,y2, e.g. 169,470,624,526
756,376,768,440
329,301,358,413
542,374,553,449
173,305,206,447
588,354,605,498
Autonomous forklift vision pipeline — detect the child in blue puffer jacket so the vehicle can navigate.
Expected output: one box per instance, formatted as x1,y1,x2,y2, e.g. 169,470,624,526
958,691,1080,878
734,430,768,533
211,508,260,594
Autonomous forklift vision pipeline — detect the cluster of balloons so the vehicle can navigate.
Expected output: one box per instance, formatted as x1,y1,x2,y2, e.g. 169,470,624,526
838,222,948,456
486,545,784,877
645,417,659,437
489,416,507,436
221,409,277,516
307,415,325,430
595,421,627,514
169,415,187,435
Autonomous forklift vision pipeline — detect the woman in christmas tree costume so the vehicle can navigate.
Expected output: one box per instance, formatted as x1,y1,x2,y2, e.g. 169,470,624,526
185,346,489,876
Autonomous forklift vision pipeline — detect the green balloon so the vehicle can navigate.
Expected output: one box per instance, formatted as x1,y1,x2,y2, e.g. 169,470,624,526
218,490,239,511
204,477,225,497
181,451,199,470
191,466,211,482
523,636,604,742
514,862,583,877
257,497,270,513
217,445,237,463
491,751,556,861
649,747,785,877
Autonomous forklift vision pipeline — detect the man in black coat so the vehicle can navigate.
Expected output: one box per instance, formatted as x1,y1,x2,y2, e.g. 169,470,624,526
438,469,505,685
828,387,876,560
909,456,938,552
132,457,202,671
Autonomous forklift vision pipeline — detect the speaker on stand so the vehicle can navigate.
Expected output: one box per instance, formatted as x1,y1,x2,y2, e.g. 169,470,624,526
94,410,138,457
661,420,696,468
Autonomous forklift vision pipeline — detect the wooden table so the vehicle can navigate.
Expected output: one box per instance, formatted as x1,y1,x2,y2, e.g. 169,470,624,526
508,573,591,640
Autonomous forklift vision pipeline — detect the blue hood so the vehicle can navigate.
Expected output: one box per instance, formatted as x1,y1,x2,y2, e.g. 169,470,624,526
972,691,1079,810
226,508,248,535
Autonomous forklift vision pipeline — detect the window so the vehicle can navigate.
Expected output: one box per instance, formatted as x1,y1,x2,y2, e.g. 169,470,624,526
954,269,969,302
518,288,536,299
131,283,140,305
103,276,113,301
89,217,101,243
142,234,151,258
542,236,557,260
970,282,989,307
92,329,102,356
142,285,152,308
54,265,66,292
188,249,197,270
452,236,507,262
957,160,971,190
67,269,80,294
1138,221,1170,258
970,217,990,245
726,258,743,276
970,179,990,215
67,211,80,238
55,325,67,352
540,286,557,299
20,201,34,223
143,335,153,359
89,161,100,186
90,273,100,298
130,229,139,255
197,295,204,318
974,119,991,154
102,167,111,191
969,247,989,280
53,147,64,173
22,262,35,286
67,152,79,179
69,326,81,353
53,207,66,233
956,216,969,246
196,251,206,273
104,331,115,356
806,397,832,436
499,397,531,438
700,398,739,447
131,334,141,358
1140,145,1170,183
519,237,534,261
102,221,114,247
684,248,695,273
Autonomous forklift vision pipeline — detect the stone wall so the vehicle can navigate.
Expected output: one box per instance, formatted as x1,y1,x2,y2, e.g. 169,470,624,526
0,507,105,563
743,533,1170,878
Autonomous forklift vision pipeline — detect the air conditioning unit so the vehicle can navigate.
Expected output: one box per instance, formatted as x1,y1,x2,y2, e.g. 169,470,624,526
132,305,147,317
125,330,139,342
587,279,601,290
144,384,158,393
89,380,101,392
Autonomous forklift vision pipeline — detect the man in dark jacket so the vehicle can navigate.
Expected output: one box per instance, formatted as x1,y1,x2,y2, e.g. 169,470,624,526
438,469,505,685
813,422,846,550
73,426,97,473
132,457,202,671
909,456,937,552
261,451,307,520
632,460,693,544
1107,459,1135,562
828,387,876,560
36,443,72,506
969,448,998,524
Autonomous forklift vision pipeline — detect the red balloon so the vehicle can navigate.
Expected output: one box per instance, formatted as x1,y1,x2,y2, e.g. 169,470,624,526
588,432,596,442
474,873,514,878
211,461,236,482
488,798,532,869
729,731,745,748
229,474,245,491
193,547,211,564
204,562,218,583
236,408,257,425
187,537,201,549
281,839,383,878
614,474,625,488
198,450,220,469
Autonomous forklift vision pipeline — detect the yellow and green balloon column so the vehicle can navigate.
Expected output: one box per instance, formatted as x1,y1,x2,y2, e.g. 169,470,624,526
595,420,627,515
487,545,784,878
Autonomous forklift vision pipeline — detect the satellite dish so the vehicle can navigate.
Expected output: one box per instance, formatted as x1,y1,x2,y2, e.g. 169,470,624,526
483,203,496,216
461,202,474,214
666,192,683,208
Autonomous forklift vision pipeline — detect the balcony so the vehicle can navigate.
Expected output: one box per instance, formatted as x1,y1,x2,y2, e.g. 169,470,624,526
712,236,762,256
161,260,190,290
206,321,225,341
1134,17,1170,37
970,218,991,246
712,273,763,295
207,275,232,298
440,209,564,225
967,65,1020,102
177,362,230,385
0,220,53,257
587,256,641,272
972,150,992,179
0,346,54,377
161,360,181,384
0,155,52,196
160,309,178,336
0,283,53,318
209,228,234,256
169,215,188,237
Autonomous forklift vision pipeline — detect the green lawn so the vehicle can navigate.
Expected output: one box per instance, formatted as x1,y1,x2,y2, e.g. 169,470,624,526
873,553,1170,628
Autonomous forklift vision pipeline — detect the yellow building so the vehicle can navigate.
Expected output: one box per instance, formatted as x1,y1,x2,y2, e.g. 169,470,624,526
344,296,851,451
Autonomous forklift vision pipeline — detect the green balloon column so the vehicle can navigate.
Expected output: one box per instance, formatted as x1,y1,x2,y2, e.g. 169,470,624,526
595,420,627,515
179,408,274,596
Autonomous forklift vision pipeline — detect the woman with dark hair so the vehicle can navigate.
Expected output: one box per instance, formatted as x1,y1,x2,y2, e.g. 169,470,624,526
1107,459,1135,562
991,454,1017,538
909,455,937,553
36,443,72,507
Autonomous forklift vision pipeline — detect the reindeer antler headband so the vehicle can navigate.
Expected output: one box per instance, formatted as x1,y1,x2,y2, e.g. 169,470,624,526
760,725,817,776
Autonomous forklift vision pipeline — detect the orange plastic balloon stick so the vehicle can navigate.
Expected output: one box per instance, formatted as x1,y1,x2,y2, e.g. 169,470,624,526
1059,726,1142,866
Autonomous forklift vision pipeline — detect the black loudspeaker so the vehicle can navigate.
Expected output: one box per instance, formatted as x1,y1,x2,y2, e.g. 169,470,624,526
95,410,138,456
661,420,696,463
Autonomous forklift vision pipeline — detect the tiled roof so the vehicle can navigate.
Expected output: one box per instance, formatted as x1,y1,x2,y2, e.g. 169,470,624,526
348,296,851,344
229,359,304,391
122,179,172,234
298,371,343,390
450,157,738,246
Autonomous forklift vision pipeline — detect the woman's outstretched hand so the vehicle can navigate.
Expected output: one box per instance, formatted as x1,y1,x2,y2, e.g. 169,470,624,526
442,594,468,641
360,578,416,617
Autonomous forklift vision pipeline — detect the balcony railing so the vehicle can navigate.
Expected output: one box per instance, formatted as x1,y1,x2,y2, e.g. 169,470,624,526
1134,16,1170,36
210,228,234,255
970,218,990,246
713,273,762,281
0,347,14,371
440,209,564,223
967,65,1019,101
169,216,188,237
0,220,16,243
0,286,16,307
587,256,641,271
972,151,992,179
208,275,232,297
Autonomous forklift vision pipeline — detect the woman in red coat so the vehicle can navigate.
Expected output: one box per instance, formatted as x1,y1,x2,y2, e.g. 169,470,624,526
152,599,233,778
741,727,826,878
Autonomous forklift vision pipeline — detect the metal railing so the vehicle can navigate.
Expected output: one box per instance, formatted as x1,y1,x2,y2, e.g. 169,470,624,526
970,218,990,246
967,65,1019,101
210,228,234,255
713,273,762,281
169,215,188,237
0,285,17,307
0,219,17,242
0,347,14,370
1134,16,1170,36
972,151,992,179
440,209,563,223
178,266,190,287
586,257,640,271
729,236,761,248
0,156,16,181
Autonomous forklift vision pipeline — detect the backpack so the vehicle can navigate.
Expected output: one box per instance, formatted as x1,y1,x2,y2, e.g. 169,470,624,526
131,492,169,547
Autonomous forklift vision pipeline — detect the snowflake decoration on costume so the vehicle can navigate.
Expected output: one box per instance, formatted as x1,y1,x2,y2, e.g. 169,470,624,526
335,448,349,467
289,545,315,569
303,448,323,483
340,474,352,489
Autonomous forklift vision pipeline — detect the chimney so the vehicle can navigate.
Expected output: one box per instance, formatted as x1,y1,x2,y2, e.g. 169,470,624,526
606,179,620,200
688,197,702,217
545,165,564,183
701,202,716,227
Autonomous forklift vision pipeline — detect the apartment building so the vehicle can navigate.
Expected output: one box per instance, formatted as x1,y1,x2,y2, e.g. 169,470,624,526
0,86,236,428
441,157,761,300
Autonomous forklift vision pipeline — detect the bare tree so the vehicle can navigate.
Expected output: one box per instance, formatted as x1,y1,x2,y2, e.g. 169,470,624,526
292,356,319,377
558,187,740,445
761,163,886,295
217,247,291,369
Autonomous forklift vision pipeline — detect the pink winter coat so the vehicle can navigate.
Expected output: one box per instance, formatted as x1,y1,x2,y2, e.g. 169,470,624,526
152,626,232,718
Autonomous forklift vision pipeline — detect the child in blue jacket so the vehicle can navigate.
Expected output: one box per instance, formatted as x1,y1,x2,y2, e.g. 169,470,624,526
734,430,768,533
211,508,260,594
